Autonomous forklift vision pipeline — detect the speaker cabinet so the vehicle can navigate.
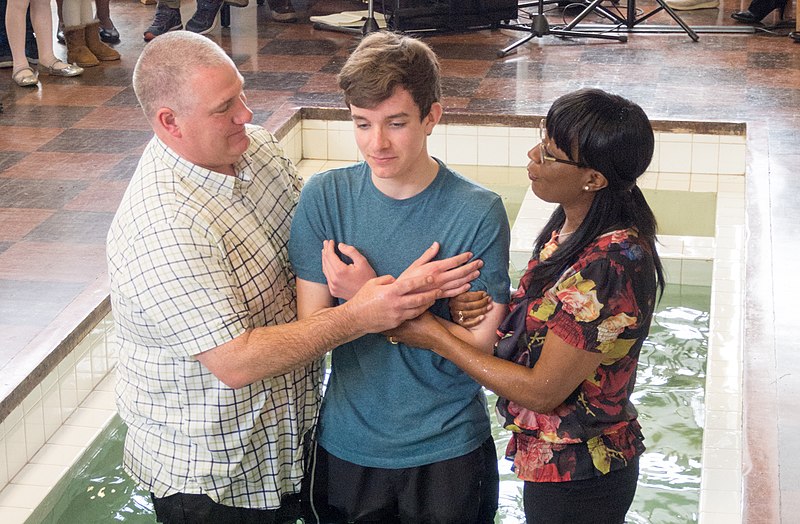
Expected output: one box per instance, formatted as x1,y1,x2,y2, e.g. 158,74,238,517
385,0,518,31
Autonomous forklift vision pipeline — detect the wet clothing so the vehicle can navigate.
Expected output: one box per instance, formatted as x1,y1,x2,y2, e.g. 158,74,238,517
523,455,640,524
108,126,320,509
311,437,499,524
496,228,656,483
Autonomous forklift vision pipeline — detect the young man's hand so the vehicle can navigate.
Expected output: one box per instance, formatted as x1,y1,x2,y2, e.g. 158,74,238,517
322,241,482,301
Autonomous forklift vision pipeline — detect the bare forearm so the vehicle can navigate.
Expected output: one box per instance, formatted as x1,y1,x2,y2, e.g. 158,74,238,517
430,332,564,413
438,317,495,354
198,301,364,388
437,303,507,354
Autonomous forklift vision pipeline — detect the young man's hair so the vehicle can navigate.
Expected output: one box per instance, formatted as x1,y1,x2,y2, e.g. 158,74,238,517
337,32,441,120
133,31,236,120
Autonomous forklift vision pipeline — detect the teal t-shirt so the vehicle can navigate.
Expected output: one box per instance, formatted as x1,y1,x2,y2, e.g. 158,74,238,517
288,160,510,468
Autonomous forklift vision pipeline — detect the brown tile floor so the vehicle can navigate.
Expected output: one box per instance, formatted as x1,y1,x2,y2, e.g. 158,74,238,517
1,0,797,521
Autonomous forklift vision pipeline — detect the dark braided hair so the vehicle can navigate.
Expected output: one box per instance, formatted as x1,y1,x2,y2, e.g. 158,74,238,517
524,88,666,301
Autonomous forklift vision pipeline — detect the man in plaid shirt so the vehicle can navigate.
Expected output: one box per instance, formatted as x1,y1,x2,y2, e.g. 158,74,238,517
107,32,481,524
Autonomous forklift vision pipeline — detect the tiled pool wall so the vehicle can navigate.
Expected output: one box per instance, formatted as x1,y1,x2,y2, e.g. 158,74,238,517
0,118,746,524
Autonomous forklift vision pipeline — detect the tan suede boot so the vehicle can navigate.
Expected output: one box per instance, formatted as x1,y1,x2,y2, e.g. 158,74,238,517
64,25,99,67
84,21,121,62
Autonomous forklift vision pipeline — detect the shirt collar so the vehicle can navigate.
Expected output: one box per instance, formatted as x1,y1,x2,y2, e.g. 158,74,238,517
151,136,252,197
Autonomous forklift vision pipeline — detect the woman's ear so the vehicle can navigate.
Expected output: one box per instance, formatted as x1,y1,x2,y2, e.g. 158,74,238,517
584,170,608,192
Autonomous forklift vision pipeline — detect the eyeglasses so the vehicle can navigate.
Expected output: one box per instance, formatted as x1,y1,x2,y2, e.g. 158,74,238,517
536,118,584,168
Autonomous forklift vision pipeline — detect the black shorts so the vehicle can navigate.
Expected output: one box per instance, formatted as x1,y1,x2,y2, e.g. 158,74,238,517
523,454,640,524
150,492,304,524
307,437,499,524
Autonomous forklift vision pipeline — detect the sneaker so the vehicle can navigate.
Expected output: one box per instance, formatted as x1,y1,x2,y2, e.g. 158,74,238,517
144,4,183,42
0,55,12,68
267,0,297,22
186,0,224,35
665,0,719,10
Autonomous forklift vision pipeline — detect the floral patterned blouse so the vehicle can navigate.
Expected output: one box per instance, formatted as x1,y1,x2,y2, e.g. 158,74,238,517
495,228,657,483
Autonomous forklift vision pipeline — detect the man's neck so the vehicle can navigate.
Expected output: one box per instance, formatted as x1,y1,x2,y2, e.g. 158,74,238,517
372,156,440,200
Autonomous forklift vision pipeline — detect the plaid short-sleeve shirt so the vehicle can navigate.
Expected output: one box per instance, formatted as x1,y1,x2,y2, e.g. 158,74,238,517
107,125,321,509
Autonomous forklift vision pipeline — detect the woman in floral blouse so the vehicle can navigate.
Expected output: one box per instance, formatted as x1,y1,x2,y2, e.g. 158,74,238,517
388,88,665,523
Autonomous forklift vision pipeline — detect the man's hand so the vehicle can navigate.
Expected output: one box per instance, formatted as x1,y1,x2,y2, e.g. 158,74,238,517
345,274,442,334
322,241,483,302
397,242,482,299
384,311,449,351
322,240,376,300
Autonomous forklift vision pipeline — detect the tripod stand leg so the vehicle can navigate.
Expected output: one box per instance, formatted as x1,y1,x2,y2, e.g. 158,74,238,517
498,33,537,57
655,0,700,41
563,0,612,28
557,0,627,41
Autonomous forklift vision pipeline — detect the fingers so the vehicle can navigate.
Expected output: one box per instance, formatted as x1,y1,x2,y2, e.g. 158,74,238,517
425,250,473,273
391,273,436,295
438,282,474,300
438,268,481,292
451,291,492,328
408,242,441,269
460,294,493,312
459,316,485,329
337,242,368,265
451,290,489,306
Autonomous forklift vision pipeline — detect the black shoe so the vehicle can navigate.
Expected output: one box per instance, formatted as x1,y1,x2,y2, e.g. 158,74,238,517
267,0,297,22
186,0,224,34
99,26,121,44
790,31,800,42
731,0,787,23
144,4,183,42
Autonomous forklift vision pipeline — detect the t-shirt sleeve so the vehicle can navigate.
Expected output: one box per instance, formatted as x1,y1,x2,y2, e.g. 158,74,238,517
288,174,327,284
469,197,511,304
546,254,643,355
123,222,249,357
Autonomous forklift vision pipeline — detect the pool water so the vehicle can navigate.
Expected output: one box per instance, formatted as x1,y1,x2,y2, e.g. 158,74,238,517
39,283,708,524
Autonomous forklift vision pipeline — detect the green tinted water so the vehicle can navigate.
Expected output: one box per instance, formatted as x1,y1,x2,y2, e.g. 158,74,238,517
38,285,708,524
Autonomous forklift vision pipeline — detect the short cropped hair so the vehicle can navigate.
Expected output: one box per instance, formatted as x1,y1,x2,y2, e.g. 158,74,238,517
133,32,236,120
337,32,441,120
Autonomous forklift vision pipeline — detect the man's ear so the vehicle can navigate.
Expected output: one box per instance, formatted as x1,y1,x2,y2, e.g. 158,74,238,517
424,102,443,136
155,107,182,139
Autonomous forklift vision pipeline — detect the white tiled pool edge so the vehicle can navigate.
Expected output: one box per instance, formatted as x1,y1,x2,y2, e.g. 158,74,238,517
0,121,745,523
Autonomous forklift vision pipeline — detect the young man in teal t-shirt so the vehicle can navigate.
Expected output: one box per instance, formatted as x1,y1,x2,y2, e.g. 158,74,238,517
289,32,510,523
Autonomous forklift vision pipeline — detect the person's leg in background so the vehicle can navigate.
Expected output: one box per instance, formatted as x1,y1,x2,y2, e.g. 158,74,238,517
6,0,83,86
62,0,98,66
266,0,296,22
82,0,120,61
1,0,37,67
95,0,119,42
143,0,182,42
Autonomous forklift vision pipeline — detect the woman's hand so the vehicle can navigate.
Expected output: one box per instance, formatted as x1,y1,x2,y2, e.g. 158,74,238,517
450,291,493,328
322,240,376,300
385,311,450,351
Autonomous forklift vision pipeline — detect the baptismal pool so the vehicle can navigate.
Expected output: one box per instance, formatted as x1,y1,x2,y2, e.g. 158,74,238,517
36,283,709,524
